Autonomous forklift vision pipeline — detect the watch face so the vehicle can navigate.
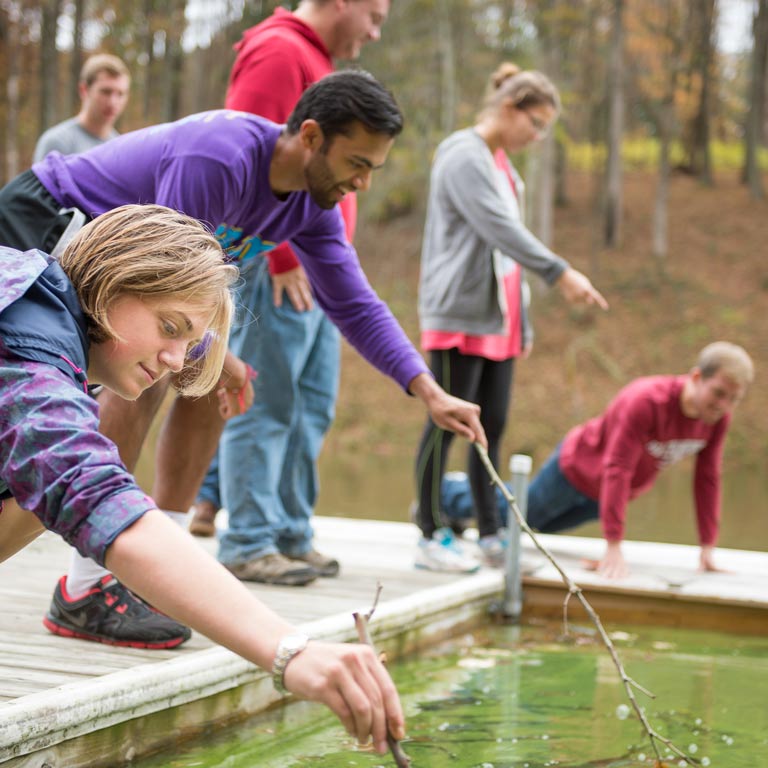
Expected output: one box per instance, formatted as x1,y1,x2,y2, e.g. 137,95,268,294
284,634,308,654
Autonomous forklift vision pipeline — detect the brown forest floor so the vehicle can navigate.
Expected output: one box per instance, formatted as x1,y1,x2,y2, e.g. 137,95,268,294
326,169,767,473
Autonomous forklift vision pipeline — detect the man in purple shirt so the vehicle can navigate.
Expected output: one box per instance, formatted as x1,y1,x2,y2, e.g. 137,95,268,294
0,71,485,645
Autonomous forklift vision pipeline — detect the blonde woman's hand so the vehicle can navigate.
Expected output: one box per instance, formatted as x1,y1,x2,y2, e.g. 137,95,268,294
282,641,406,754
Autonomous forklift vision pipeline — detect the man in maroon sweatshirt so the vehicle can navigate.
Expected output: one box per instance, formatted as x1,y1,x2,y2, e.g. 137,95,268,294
190,0,390,587
526,342,754,579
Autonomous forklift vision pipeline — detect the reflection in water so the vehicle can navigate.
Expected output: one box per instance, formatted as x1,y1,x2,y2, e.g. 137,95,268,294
134,622,768,767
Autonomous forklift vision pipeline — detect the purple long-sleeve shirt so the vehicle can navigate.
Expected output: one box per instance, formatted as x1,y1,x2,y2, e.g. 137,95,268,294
33,111,428,391
0,249,155,564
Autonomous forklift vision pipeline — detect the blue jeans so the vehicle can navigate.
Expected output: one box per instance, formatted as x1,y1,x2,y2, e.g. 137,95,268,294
217,258,340,565
441,472,509,526
198,451,221,509
526,444,599,532
441,445,599,533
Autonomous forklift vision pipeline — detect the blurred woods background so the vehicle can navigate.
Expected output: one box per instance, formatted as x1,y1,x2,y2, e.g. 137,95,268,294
1,0,767,230
1,0,767,489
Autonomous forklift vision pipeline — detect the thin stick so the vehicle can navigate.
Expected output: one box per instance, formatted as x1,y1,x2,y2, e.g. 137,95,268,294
474,442,698,767
352,583,411,768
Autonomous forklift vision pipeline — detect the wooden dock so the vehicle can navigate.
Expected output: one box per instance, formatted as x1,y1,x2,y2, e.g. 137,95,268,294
1,516,766,767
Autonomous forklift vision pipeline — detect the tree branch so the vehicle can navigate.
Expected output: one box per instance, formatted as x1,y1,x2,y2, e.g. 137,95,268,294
352,583,411,768
474,442,699,767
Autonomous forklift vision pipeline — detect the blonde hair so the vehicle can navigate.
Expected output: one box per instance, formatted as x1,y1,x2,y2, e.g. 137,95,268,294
79,54,130,87
59,205,237,397
483,62,561,114
696,342,754,387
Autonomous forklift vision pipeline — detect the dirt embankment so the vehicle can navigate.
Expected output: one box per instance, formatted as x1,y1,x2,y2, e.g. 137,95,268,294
327,170,767,471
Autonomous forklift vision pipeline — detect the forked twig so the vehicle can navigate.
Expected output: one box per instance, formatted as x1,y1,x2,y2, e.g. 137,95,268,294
474,442,698,767
352,583,411,767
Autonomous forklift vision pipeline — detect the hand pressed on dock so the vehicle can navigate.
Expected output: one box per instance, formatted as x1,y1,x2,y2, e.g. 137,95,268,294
582,540,629,580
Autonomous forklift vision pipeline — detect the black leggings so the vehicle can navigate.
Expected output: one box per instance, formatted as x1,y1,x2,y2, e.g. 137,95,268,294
415,348,514,539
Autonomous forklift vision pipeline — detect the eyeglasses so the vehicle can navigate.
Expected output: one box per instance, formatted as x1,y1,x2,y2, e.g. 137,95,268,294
524,111,550,138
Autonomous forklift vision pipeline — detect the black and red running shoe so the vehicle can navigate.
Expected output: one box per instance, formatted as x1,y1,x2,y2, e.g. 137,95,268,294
43,574,191,649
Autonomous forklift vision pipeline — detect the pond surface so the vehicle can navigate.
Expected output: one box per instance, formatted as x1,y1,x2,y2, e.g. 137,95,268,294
135,621,768,767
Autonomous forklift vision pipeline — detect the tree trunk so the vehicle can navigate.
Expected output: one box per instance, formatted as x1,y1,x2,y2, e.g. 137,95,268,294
39,0,61,134
653,128,671,270
651,0,684,269
162,0,187,123
686,0,716,184
604,0,624,248
141,0,155,121
68,0,85,115
436,0,456,135
5,1,23,184
744,0,767,198
528,0,566,246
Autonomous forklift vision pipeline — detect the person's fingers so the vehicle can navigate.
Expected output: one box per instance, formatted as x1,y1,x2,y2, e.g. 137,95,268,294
366,654,405,744
217,387,232,420
330,647,399,754
598,561,627,580
589,284,609,310
322,684,357,740
436,410,484,445
349,664,384,751
279,273,314,312
286,284,305,312
297,271,314,309
272,281,283,308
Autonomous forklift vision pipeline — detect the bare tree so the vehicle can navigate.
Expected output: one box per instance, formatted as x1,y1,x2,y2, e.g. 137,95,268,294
436,0,457,135
604,0,625,248
140,0,155,121
528,0,566,248
684,0,717,184
67,0,85,115
4,0,24,183
161,0,187,122
744,0,768,199
39,0,62,134
628,0,686,268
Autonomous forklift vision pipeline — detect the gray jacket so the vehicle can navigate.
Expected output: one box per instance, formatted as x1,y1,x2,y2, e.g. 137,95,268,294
419,128,567,336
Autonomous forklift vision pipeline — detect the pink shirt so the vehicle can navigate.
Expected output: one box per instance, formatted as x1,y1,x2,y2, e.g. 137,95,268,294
559,375,729,546
421,149,522,361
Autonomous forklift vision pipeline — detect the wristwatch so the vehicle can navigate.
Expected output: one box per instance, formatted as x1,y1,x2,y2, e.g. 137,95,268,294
272,633,310,694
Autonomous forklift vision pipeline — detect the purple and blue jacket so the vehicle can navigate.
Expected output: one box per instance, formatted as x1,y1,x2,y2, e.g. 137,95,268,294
0,248,155,564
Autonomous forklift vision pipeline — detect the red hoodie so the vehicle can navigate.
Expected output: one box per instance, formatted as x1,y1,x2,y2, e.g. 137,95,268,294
225,8,357,274
559,375,729,546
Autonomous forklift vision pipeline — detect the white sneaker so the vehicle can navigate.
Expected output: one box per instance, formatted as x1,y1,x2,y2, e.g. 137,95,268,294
415,527,481,573
479,529,508,568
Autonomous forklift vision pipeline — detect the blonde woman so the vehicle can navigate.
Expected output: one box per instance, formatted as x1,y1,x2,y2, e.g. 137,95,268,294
415,63,608,572
0,205,404,753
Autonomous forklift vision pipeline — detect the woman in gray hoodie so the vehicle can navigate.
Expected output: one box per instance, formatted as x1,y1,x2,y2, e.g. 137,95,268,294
414,63,608,573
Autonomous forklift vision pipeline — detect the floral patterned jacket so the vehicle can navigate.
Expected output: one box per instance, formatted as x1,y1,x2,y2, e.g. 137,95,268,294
0,247,154,564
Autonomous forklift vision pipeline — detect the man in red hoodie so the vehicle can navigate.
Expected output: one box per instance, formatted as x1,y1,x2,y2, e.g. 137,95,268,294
525,342,754,579
189,0,390,586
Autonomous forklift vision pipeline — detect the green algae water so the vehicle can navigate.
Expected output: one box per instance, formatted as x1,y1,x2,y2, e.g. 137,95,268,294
137,622,768,767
